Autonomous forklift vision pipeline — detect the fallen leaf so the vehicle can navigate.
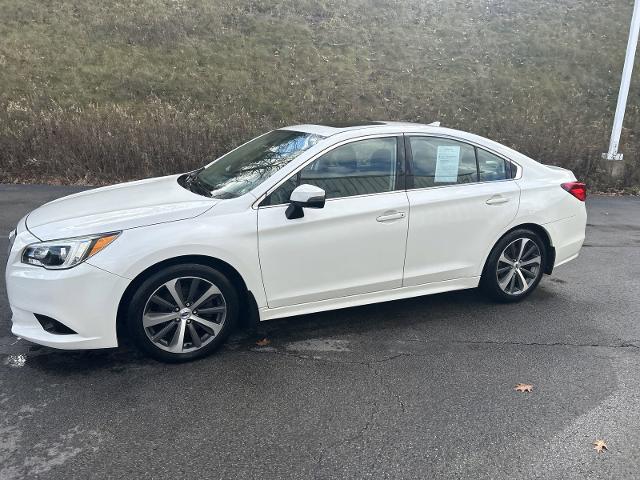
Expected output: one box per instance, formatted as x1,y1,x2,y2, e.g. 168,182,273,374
256,338,271,346
593,440,608,453
514,383,533,393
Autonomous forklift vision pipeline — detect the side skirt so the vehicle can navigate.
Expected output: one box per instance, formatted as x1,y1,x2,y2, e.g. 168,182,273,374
258,277,480,321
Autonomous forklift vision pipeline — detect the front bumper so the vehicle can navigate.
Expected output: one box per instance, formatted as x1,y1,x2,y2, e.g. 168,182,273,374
6,235,130,349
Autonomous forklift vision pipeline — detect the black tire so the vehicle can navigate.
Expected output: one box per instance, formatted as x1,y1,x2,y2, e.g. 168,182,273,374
126,263,239,362
480,229,546,303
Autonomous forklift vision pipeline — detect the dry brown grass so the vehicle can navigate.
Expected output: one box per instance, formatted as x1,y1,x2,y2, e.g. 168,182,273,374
1,0,639,189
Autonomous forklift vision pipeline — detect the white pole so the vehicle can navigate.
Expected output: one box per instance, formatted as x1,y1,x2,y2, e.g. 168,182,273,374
603,0,640,160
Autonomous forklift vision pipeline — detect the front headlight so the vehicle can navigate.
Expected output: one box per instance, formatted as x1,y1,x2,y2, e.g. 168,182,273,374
21,232,120,269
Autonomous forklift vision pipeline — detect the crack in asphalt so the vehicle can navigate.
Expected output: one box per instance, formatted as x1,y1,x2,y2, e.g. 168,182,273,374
452,339,640,349
582,244,640,248
313,397,380,476
312,364,384,478
248,348,412,476
373,365,407,414
250,337,640,368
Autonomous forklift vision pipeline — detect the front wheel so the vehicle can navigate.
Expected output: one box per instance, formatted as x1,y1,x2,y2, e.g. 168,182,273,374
126,264,239,362
480,229,546,303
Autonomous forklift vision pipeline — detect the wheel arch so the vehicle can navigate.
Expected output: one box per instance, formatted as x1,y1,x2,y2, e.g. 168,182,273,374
115,255,259,343
482,223,555,278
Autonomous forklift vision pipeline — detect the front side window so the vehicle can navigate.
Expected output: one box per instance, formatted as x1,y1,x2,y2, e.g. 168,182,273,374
194,130,324,199
408,137,477,188
267,137,399,204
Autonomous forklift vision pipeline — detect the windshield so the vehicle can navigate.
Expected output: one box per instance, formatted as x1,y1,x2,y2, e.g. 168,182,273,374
195,130,324,199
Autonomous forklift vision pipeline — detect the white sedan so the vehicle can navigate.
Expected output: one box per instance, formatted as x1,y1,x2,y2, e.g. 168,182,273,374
5,121,587,362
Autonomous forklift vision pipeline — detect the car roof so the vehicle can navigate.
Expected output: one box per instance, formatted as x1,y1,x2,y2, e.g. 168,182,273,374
280,121,437,137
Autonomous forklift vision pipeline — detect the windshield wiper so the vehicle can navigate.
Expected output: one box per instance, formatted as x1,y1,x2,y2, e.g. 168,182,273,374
185,166,204,182
182,167,212,197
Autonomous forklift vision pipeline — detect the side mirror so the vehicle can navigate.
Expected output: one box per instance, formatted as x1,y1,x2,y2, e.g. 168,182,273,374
285,184,326,219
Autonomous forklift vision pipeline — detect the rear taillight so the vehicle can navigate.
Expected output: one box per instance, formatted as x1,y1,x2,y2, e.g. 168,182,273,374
561,182,587,201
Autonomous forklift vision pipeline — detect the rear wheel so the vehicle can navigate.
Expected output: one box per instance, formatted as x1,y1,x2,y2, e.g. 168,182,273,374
481,229,546,303
126,264,239,362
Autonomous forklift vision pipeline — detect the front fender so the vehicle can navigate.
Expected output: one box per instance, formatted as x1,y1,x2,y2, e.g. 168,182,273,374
87,212,266,309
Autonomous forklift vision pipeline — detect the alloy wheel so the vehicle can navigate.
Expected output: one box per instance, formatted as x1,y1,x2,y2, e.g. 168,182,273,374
496,238,542,295
142,276,227,353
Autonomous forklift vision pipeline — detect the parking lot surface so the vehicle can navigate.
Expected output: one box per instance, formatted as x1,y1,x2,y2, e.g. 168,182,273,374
1,184,639,479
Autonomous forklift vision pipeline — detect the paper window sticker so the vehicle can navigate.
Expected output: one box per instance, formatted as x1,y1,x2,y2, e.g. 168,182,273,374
434,145,461,182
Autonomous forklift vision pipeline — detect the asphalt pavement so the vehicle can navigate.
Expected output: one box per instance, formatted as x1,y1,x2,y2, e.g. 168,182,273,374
1,184,639,479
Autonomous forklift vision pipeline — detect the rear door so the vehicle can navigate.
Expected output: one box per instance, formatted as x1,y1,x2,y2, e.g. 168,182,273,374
403,135,520,286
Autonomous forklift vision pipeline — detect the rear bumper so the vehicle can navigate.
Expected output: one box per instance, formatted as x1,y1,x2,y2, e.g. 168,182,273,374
6,260,129,350
544,209,587,268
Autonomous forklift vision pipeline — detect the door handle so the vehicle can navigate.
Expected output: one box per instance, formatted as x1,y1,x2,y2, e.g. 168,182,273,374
376,211,406,222
486,195,510,205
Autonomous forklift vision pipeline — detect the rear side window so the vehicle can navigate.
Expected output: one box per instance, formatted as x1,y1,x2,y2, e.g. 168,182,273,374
408,137,477,187
407,137,517,188
477,148,511,181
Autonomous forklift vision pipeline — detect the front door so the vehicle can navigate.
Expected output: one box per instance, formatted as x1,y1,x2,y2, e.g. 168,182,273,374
257,136,410,308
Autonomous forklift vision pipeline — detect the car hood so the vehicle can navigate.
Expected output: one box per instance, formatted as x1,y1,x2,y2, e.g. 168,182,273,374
26,174,217,240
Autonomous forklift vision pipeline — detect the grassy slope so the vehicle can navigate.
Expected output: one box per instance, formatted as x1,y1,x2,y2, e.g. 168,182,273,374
0,0,638,188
